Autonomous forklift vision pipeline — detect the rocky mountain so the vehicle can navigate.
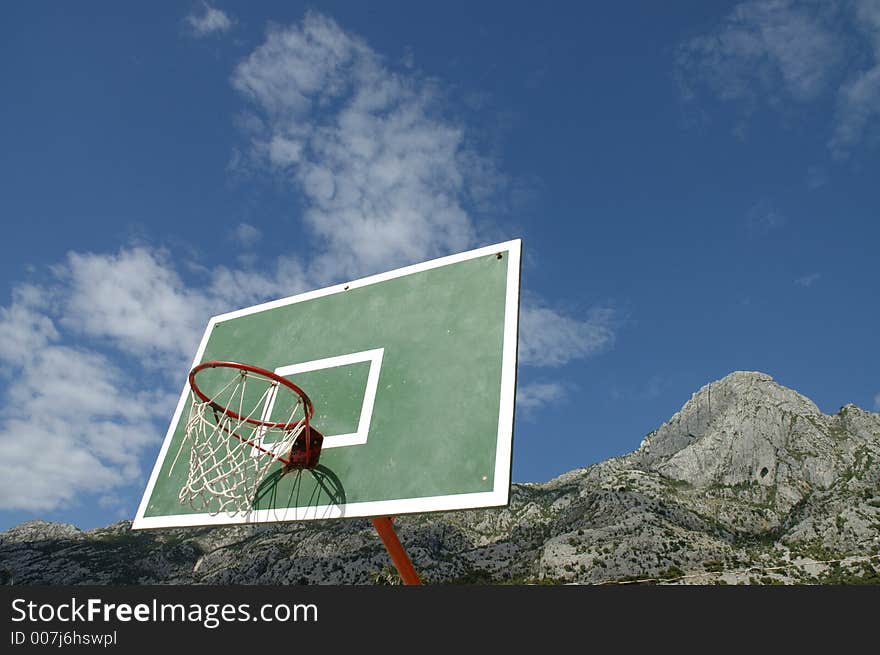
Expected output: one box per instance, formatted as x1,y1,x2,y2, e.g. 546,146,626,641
3,371,879,585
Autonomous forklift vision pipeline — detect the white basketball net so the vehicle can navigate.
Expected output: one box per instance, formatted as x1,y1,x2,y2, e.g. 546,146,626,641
169,368,308,516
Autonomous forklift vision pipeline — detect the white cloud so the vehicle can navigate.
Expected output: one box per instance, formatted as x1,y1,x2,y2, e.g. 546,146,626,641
402,46,415,70
609,375,666,402
0,291,169,511
232,12,475,282
57,249,215,366
830,1,880,156
0,246,310,511
49,248,309,369
516,382,568,419
677,1,880,156
806,165,828,189
746,200,785,234
795,272,821,287
231,222,262,248
185,2,233,37
519,305,616,367
874,392,880,411
677,1,842,106
831,67,880,156
0,286,58,366
207,256,308,308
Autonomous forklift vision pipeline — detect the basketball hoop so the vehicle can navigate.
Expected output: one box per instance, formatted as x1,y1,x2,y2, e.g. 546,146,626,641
170,361,324,515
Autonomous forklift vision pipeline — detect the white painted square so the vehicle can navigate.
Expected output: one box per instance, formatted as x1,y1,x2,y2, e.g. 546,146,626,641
254,348,385,456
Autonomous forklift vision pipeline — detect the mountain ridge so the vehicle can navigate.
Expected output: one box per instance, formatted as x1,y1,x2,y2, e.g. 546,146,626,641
2,370,879,585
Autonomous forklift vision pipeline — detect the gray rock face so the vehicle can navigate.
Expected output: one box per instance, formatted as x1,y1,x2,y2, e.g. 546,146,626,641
639,371,831,485
631,372,880,529
2,371,879,585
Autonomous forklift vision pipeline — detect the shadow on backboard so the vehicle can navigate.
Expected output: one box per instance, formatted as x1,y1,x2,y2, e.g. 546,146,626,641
252,465,347,520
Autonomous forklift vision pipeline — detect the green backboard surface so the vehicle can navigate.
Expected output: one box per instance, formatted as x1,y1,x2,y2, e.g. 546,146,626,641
133,240,521,528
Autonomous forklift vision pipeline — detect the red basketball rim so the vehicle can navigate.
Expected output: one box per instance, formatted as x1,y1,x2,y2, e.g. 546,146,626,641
188,361,314,430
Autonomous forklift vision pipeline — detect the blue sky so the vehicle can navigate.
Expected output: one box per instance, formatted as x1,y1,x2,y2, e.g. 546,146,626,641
1,1,878,531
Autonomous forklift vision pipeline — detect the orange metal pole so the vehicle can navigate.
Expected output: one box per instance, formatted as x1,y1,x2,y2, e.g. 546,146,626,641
371,517,422,585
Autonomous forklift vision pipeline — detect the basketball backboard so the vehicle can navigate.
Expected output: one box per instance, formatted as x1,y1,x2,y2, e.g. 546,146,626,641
132,239,521,529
